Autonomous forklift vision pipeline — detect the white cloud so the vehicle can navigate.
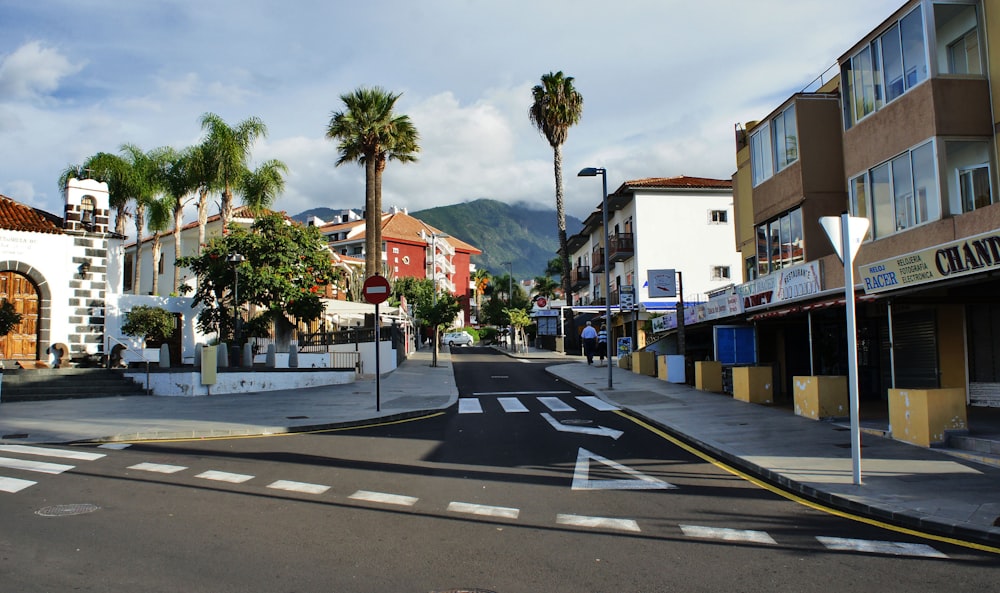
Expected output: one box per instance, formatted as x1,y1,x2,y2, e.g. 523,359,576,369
0,41,84,101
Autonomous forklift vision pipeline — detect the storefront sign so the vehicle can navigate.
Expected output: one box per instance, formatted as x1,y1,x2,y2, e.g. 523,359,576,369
736,261,821,311
859,229,1000,295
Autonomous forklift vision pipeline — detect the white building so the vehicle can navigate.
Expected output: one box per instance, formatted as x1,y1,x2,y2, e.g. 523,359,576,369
567,176,740,346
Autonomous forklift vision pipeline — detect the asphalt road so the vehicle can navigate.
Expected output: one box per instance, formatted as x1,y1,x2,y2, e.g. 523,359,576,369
0,347,996,592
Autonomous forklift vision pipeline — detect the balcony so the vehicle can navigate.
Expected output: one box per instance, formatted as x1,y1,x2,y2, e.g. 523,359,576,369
608,233,634,263
571,265,590,290
591,247,606,272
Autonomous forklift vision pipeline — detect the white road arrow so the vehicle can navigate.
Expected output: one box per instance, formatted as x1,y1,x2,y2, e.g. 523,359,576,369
540,413,624,440
572,448,677,491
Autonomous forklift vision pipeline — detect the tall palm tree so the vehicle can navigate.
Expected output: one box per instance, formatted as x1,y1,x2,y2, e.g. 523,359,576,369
199,112,268,231
472,268,490,322
161,147,198,294
120,143,170,295
60,152,132,235
146,194,173,297
187,142,219,251
529,71,583,307
533,275,560,300
326,87,420,278
239,159,288,216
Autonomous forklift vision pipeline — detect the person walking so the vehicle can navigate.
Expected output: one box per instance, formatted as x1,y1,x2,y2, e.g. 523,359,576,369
581,321,598,365
597,323,608,366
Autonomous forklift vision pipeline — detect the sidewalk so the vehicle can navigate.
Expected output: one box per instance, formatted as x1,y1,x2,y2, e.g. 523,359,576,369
2,344,999,547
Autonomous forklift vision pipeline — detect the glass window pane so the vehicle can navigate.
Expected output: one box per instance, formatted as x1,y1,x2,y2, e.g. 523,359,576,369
756,225,769,276
769,222,782,271
751,123,773,186
882,23,904,102
854,47,876,119
891,153,914,231
910,142,938,224
871,163,893,239
789,208,804,265
900,8,927,90
779,214,792,268
772,114,786,171
778,106,798,169
842,62,856,128
850,175,868,219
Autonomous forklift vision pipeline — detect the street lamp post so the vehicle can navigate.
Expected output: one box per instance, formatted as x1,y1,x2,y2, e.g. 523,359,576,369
227,253,245,365
502,261,513,305
577,167,613,390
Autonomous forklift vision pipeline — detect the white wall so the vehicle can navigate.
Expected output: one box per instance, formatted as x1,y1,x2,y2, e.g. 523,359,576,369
105,293,213,363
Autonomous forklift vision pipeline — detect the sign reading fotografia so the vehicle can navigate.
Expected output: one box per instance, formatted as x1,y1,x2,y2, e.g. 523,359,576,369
859,229,1000,295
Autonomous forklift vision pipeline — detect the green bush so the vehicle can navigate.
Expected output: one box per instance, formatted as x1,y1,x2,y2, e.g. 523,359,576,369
121,306,175,343
478,326,498,344
0,299,21,337
460,326,480,341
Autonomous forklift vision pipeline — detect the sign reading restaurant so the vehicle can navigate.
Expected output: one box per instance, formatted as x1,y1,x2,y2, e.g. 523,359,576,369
859,228,1000,295
736,261,822,311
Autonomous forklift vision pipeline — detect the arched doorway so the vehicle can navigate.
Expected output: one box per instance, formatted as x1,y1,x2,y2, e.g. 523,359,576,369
0,271,39,361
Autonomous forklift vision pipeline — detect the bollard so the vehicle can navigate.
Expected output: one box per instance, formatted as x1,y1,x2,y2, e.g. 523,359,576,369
217,342,229,368
242,343,253,367
265,343,276,368
288,341,299,368
159,344,171,369
194,344,203,369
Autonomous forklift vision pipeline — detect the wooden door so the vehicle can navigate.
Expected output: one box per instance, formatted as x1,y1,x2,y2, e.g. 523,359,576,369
0,272,39,360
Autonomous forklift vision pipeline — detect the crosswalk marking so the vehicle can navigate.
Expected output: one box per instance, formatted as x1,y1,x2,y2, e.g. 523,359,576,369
557,514,641,533
498,397,530,413
0,456,74,475
0,445,105,461
458,399,483,414
349,490,419,507
267,480,330,495
576,396,619,411
0,476,37,493
680,525,777,545
447,501,519,519
128,462,187,474
816,537,947,558
195,470,255,484
539,397,575,412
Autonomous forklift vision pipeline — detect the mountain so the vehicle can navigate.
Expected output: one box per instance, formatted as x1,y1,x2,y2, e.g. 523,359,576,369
292,199,582,280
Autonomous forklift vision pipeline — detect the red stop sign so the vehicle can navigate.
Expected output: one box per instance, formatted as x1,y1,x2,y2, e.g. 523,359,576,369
362,274,391,305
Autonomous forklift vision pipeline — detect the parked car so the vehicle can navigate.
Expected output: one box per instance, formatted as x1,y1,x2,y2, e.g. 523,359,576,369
443,331,475,347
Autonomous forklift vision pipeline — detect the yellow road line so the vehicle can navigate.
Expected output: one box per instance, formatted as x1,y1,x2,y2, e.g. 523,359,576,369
617,410,1000,556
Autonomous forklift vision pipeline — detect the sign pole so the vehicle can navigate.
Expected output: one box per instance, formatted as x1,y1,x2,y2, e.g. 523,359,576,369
375,301,381,412
842,213,861,485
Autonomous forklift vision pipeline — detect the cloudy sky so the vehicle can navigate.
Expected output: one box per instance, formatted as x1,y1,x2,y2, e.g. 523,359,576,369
1,0,903,226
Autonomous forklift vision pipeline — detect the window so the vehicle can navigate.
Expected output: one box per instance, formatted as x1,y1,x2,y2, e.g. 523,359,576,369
158,257,165,275
936,4,982,75
392,247,399,254
750,106,798,186
750,122,773,186
755,207,804,275
711,266,731,281
123,253,134,292
773,105,798,172
945,139,993,214
850,141,939,239
843,6,927,129
709,210,728,224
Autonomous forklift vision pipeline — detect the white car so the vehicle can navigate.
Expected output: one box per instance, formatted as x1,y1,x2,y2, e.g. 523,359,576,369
443,331,474,347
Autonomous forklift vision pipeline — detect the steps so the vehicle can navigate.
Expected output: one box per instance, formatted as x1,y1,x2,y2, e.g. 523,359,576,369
941,433,1000,468
1,368,149,403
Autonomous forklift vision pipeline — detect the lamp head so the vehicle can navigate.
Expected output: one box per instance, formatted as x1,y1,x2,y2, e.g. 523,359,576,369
577,167,605,177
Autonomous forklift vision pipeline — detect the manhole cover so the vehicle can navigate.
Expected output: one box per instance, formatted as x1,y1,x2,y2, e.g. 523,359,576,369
36,503,101,517
561,418,594,426
286,416,309,420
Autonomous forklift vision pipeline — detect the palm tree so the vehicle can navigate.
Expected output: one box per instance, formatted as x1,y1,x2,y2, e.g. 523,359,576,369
326,87,420,278
60,152,132,235
529,71,583,307
239,159,288,216
161,147,198,294
472,268,490,323
533,275,560,300
199,112,268,231
187,142,219,251
146,195,173,297
120,143,170,295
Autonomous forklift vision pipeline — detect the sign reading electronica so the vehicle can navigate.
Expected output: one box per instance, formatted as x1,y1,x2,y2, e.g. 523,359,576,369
859,229,1000,295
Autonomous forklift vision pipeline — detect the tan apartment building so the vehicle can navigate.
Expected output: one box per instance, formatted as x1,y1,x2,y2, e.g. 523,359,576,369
725,0,1000,417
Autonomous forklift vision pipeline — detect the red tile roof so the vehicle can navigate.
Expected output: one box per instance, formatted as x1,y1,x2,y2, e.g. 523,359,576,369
621,176,733,190
0,194,63,234
326,211,482,255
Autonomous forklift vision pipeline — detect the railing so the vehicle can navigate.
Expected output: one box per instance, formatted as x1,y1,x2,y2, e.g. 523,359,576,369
105,335,151,395
331,351,362,373
608,232,634,262
571,265,590,289
591,248,606,272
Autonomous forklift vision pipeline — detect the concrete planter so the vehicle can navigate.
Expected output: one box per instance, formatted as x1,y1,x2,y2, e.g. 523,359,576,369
732,366,773,404
695,361,723,393
793,375,847,420
889,387,968,447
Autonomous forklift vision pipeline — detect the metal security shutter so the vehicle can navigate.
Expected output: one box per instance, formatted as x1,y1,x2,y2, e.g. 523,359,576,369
892,309,938,389
968,303,1000,406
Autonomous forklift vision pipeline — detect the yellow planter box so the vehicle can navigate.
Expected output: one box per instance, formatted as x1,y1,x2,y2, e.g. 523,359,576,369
793,375,848,420
618,354,631,370
888,387,968,447
631,351,657,376
695,361,723,393
732,366,772,404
